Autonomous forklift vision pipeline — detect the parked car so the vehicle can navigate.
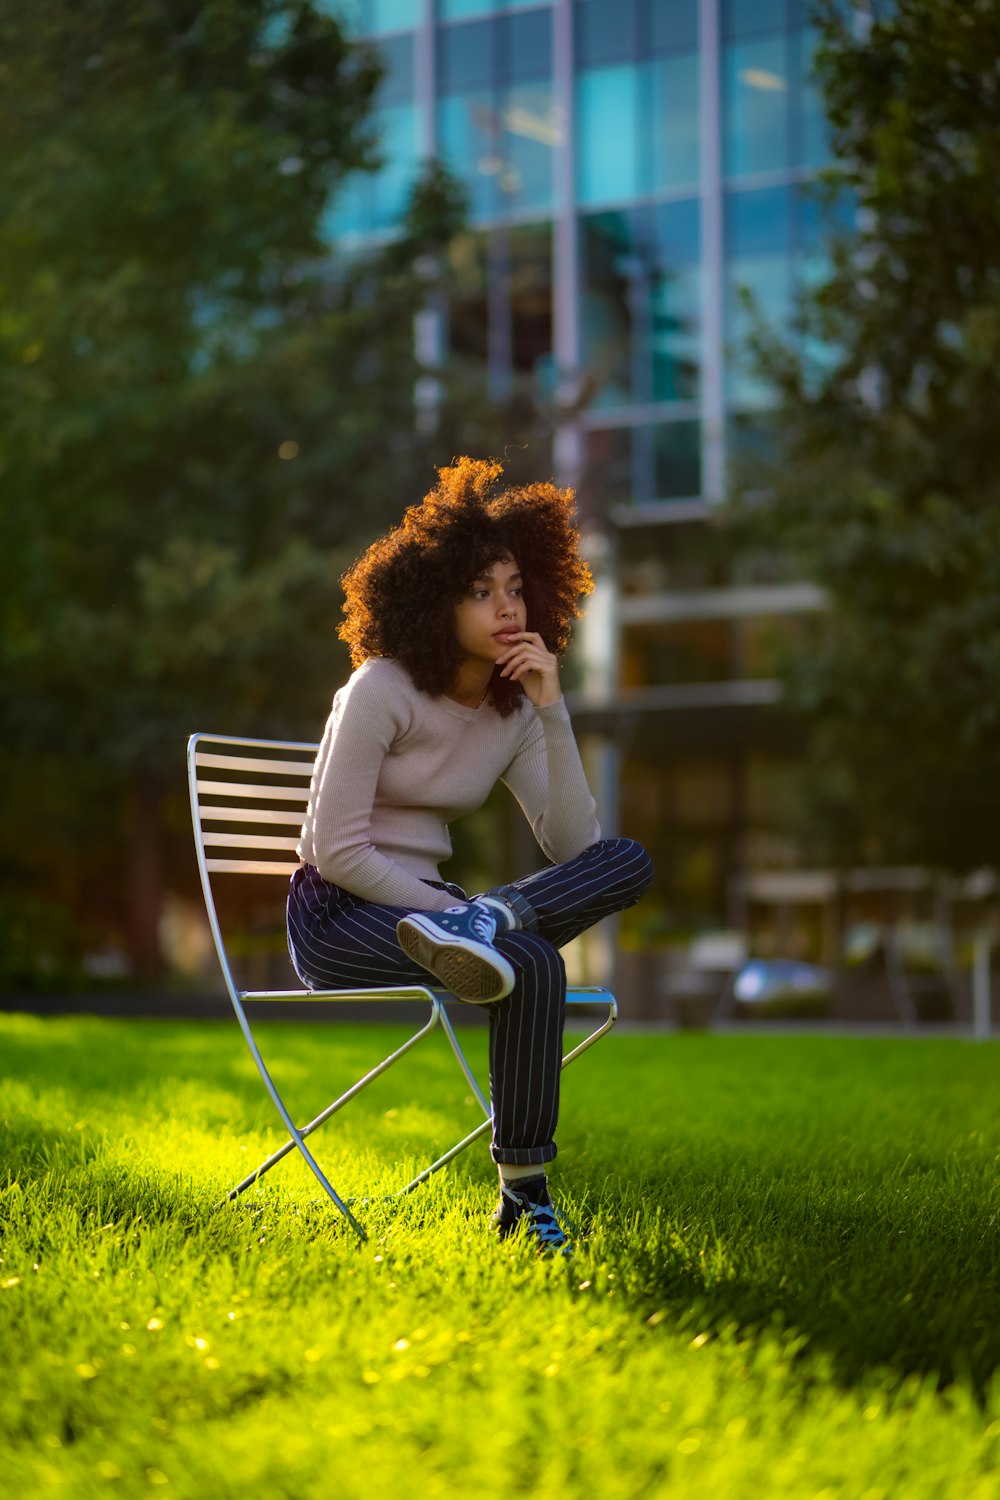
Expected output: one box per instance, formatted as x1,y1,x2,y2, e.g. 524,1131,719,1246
730,959,833,1018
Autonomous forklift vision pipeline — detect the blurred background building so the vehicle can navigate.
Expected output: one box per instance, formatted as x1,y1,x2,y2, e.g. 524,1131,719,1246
324,0,837,960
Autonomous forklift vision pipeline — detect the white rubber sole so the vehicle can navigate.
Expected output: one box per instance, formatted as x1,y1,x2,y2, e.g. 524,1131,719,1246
396,914,516,1003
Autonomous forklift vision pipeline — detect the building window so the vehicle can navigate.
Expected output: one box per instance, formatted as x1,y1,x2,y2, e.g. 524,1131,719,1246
653,418,701,498
724,183,791,406
724,34,791,179
647,53,700,192
725,182,850,407
723,7,831,183
510,222,553,382
575,0,698,63
623,619,738,686
575,0,699,207
325,101,420,238
448,230,491,362
584,426,634,508
576,67,641,205
436,0,553,16
436,12,556,221
722,0,793,42
338,0,422,36
581,210,635,405
582,202,700,409
796,26,831,169
446,222,552,391
577,60,699,205
647,0,698,53
323,30,417,240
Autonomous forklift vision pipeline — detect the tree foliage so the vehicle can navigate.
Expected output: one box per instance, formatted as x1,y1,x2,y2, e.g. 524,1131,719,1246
737,0,1000,873
0,1,543,980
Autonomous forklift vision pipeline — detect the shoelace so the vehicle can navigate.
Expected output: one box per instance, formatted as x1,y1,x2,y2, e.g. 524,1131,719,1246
466,905,496,943
499,1185,572,1252
522,1201,570,1249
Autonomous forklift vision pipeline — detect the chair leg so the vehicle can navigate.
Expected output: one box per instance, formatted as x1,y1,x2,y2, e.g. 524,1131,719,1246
394,992,618,1197
222,991,616,1224
219,994,441,1240
436,1007,491,1117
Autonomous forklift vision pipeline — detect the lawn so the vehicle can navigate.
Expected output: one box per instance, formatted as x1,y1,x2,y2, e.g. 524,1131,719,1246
1,1011,999,1498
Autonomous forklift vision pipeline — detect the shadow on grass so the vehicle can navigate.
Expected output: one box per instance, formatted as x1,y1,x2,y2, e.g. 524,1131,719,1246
613,1158,1000,1397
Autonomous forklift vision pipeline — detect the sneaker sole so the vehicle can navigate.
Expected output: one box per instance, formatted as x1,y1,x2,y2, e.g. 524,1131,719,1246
396,916,515,1003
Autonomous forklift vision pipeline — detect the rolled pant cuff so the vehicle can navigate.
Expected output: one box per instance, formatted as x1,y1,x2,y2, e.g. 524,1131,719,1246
485,883,540,933
491,1142,557,1166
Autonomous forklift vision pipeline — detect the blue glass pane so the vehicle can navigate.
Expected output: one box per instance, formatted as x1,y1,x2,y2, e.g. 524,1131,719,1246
793,184,854,253
438,0,494,18
724,37,790,178
725,254,791,406
322,177,368,240
437,19,494,95
653,197,701,265
376,33,415,105
499,84,556,212
647,0,698,53
726,185,790,257
437,94,498,221
651,267,700,401
794,189,824,253
796,26,831,169
575,0,635,67
653,420,701,498
370,104,420,230
576,68,638,206
315,0,364,37
722,0,787,40
369,0,421,33
581,210,635,406
503,10,552,81
647,52,699,192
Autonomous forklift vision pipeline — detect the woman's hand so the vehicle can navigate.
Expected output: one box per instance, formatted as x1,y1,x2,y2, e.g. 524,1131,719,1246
497,632,561,708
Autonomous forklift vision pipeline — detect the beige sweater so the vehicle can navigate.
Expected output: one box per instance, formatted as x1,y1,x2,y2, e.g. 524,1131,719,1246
297,656,601,912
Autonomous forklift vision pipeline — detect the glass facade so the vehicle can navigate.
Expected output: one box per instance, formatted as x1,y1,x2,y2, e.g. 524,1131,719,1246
321,0,842,930
326,0,835,479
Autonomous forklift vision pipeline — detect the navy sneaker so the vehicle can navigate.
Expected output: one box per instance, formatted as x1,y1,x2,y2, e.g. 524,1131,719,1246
492,1179,573,1256
396,902,516,1003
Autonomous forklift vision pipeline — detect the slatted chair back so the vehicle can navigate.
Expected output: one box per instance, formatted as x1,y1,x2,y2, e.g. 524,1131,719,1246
187,731,618,1241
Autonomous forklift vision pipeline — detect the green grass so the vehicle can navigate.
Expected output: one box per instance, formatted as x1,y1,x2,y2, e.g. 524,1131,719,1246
1,1013,999,1498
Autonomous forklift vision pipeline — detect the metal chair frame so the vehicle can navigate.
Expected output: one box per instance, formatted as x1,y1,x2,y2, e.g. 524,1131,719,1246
188,731,618,1241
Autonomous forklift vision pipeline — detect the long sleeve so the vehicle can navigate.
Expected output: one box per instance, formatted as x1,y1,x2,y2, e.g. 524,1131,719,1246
501,698,601,862
301,666,456,912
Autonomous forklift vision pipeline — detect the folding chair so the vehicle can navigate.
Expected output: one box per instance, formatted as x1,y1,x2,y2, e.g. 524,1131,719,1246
188,731,618,1240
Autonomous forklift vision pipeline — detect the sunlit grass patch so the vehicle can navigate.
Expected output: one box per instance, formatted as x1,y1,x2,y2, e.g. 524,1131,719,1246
1,1013,999,1497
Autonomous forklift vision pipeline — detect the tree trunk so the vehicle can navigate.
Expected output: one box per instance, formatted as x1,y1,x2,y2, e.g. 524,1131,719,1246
125,771,164,984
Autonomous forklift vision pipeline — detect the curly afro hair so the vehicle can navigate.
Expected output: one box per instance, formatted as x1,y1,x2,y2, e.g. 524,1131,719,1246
338,456,594,716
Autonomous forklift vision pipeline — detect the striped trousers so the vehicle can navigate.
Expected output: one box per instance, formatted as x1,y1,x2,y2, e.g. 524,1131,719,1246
286,837,653,1167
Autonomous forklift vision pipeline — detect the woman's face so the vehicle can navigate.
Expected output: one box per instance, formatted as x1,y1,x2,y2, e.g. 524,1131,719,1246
453,555,527,666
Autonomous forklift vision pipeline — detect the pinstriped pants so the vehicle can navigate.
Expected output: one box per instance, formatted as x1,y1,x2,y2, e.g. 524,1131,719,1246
286,837,653,1167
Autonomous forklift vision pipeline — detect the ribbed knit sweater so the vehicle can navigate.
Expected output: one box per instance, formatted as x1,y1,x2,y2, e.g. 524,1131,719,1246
297,656,601,913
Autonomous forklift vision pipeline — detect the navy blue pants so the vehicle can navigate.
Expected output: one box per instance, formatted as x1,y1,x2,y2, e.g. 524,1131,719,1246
286,837,653,1167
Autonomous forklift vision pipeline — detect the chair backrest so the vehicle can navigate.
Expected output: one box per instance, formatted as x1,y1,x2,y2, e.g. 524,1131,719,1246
188,732,318,992
189,732,316,876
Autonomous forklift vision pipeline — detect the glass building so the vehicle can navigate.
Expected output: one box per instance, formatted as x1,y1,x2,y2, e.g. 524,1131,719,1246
327,0,842,950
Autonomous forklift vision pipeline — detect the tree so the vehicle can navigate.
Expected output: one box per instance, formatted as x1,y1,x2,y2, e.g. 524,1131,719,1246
0,2,540,982
735,0,1000,874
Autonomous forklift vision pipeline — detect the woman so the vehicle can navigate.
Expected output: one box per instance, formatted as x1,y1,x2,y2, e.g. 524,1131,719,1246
287,457,652,1251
